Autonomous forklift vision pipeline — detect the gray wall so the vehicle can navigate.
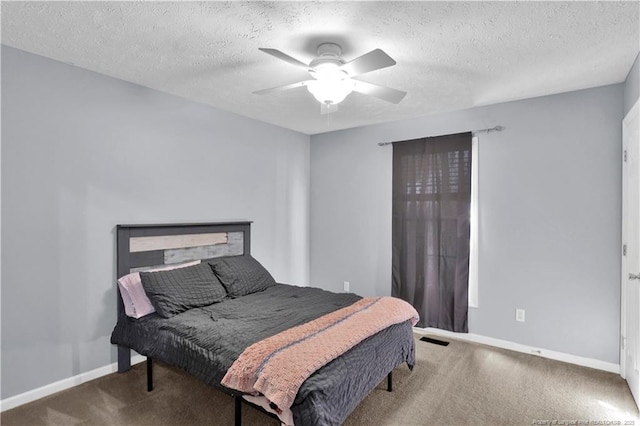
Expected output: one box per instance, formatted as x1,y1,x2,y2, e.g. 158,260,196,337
1,46,310,399
310,84,623,364
624,52,640,116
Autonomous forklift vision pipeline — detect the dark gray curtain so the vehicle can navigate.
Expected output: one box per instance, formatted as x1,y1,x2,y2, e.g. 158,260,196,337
392,132,472,332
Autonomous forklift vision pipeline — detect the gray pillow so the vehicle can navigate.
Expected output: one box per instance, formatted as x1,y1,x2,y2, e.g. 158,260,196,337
208,255,276,297
140,262,227,318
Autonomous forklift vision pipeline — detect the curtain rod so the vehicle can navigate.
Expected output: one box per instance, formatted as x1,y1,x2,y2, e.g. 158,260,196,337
377,125,505,146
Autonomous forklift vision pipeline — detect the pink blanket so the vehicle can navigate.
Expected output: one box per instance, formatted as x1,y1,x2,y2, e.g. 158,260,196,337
221,296,419,411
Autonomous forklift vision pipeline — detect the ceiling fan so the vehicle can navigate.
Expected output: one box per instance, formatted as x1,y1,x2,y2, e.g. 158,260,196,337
253,42,407,113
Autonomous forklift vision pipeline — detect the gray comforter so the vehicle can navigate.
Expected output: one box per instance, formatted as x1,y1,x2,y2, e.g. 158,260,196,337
111,284,415,425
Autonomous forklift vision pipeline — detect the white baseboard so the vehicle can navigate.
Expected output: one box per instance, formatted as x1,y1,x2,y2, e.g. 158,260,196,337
1,331,620,412
0,354,146,412
415,327,620,374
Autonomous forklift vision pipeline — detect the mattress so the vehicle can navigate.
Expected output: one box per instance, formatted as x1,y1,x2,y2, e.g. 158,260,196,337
111,283,415,425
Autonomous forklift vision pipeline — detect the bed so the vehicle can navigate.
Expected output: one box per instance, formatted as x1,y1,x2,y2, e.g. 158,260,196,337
110,221,416,425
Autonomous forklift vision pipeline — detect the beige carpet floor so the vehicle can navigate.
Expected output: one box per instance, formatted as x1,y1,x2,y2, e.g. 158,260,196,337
2,334,639,425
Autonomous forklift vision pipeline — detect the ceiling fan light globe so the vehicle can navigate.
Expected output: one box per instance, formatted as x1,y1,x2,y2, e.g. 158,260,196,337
309,61,347,81
307,79,354,105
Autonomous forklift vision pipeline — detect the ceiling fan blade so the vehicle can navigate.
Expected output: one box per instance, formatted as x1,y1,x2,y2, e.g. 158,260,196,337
253,80,312,96
352,80,406,104
258,48,309,70
341,49,396,77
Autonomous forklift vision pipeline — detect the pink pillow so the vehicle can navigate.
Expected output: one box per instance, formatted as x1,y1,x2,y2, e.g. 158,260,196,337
118,260,201,318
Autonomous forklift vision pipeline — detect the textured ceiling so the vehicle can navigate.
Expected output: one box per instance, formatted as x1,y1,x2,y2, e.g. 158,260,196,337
2,1,639,135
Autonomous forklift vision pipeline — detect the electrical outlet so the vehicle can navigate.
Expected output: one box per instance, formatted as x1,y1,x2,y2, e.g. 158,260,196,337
343,281,350,292
515,308,525,322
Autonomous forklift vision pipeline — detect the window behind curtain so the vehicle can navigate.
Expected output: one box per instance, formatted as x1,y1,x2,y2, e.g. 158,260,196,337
392,132,472,332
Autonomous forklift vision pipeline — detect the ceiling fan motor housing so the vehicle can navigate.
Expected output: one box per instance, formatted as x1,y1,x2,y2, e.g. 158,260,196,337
309,43,346,79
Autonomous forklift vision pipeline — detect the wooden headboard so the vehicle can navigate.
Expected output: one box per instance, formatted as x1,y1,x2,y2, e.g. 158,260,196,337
115,221,251,371
117,221,251,275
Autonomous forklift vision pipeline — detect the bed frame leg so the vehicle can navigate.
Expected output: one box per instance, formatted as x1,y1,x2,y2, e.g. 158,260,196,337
234,396,242,426
117,346,131,373
387,371,393,392
147,357,153,392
